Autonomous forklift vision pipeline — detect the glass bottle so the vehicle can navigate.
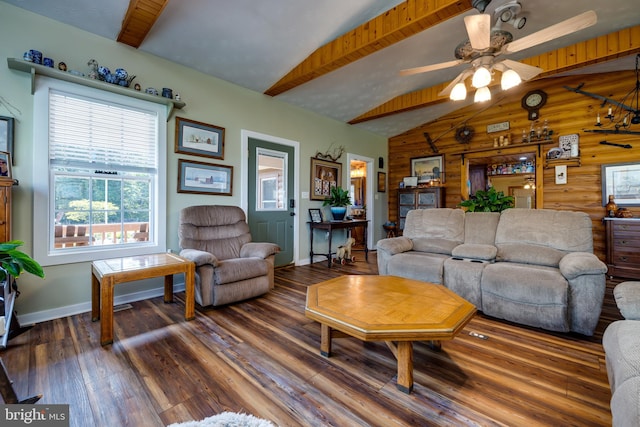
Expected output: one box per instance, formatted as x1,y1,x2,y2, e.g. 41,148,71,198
606,195,618,218
542,120,549,139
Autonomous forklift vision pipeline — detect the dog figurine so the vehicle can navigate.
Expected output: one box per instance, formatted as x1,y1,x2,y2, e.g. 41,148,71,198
335,237,356,265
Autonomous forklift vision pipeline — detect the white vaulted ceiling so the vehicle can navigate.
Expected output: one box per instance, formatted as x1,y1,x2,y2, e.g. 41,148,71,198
4,0,640,137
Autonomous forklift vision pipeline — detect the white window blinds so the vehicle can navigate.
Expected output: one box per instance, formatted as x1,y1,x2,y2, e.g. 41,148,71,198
49,90,158,173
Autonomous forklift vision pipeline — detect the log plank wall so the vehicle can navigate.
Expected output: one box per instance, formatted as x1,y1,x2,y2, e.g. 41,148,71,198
387,70,640,261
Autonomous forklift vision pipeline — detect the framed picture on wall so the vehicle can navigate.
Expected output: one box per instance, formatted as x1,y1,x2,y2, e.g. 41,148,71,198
0,152,12,179
175,117,225,160
310,157,342,201
602,162,640,206
411,155,445,183
0,116,14,164
178,159,233,195
377,172,386,192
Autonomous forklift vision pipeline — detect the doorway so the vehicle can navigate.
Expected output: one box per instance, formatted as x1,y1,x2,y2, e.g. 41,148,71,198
347,154,374,249
241,131,299,267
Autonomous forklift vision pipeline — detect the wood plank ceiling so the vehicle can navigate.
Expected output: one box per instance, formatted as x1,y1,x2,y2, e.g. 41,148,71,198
116,0,640,128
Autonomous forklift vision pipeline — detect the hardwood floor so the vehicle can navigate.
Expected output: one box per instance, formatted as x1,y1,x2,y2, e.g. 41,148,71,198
2,252,621,426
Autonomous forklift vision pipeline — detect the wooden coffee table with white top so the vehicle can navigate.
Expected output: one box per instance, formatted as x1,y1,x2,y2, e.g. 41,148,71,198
305,275,476,393
91,253,195,346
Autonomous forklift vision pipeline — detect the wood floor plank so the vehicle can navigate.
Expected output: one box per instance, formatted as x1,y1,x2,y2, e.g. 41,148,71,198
0,253,617,426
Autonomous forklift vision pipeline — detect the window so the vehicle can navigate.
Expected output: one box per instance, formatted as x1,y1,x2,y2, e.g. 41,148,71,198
256,149,286,211
33,77,167,266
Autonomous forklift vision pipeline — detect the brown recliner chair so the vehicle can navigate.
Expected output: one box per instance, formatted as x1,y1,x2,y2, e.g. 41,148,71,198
178,205,280,307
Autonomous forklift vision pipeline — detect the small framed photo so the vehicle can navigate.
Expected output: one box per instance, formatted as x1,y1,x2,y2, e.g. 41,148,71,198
175,117,225,160
308,208,322,223
411,155,445,183
602,162,640,206
0,152,12,179
377,172,386,192
178,159,233,195
0,116,14,164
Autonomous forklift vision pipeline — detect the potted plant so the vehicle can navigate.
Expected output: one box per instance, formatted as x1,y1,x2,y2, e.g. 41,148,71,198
0,240,45,282
323,186,351,221
458,187,514,212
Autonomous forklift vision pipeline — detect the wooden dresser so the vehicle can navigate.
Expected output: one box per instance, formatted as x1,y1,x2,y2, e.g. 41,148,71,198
397,187,445,232
604,217,640,279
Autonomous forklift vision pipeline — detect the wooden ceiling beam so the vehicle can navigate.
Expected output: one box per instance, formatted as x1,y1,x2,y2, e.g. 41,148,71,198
264,0,474,97
117,0,170,48
349,24,640,124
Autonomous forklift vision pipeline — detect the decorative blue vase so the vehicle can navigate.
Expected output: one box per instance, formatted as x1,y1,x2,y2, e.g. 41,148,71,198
330,206,347,221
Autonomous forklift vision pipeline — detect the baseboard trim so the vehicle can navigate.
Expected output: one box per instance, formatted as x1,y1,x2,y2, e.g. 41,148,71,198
17,282,186,326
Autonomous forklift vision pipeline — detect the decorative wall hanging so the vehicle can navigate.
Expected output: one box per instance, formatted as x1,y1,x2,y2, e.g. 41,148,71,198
310,157,342,201
175,117,225,160
455,125,475,144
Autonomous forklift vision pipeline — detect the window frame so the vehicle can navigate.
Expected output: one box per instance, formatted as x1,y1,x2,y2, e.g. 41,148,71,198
33,77,167,266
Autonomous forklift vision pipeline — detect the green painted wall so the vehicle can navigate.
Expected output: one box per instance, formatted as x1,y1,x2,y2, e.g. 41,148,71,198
0,3,388,321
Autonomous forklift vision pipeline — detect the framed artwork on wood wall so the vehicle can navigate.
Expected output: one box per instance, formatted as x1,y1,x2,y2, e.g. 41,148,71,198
602,162,640,206
411,155,445,183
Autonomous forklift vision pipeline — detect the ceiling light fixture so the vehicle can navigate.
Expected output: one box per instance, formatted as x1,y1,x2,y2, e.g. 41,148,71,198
450,82,468,101
474,86,492,102
501,68,521,90
472,66,492,88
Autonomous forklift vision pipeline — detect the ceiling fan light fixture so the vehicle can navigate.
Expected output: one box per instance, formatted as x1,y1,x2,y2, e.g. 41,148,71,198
501,68,521,90
450,83,467,101
472,66,492,88
474,86,491,102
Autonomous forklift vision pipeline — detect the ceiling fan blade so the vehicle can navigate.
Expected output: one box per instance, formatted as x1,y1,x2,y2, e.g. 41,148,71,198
438,69,474,97
503,10,597,54
495,59,543,81
400,59,463,76
464,14,491,50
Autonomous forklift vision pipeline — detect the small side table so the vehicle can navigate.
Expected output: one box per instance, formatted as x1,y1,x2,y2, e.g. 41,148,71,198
91,253,195,346
383,224,396,238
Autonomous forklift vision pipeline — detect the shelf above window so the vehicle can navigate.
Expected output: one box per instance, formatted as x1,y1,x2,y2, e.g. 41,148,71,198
7,58,185,120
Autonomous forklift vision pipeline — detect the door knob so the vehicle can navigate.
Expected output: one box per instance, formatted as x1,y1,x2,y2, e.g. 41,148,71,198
290,212,295,216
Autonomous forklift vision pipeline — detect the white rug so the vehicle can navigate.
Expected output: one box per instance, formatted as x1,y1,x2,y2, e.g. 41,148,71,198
168,411,275,427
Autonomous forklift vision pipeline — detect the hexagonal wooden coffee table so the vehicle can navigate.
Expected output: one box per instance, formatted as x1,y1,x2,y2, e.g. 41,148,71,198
305,275,476,393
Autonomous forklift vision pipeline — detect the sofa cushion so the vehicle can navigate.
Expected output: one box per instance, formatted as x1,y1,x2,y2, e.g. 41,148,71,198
214,258,269,285
452,243,497,261
464,212,500,244
403,208,465,242
496,243,565,267
481,262,569,332
603,320,640,392
614,282,640,320
412,237,459,255
495,208,594,253
387,252,449,284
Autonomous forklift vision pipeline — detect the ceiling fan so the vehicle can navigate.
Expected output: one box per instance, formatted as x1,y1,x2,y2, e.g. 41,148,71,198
400,5,597,102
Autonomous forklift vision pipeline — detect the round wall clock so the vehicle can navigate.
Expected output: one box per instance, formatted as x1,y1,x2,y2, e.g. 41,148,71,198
455,125,475,144
522,89,547,120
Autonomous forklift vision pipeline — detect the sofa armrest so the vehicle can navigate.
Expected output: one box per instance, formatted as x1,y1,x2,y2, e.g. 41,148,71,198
614,282,640,320
559,252,607,280
180,248,219,267
376,236,413,256
240,242,280,259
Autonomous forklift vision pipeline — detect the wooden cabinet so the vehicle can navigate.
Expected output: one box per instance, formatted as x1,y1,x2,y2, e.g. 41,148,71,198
0,180,11,243
397,187,445,232
605,218,640,279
